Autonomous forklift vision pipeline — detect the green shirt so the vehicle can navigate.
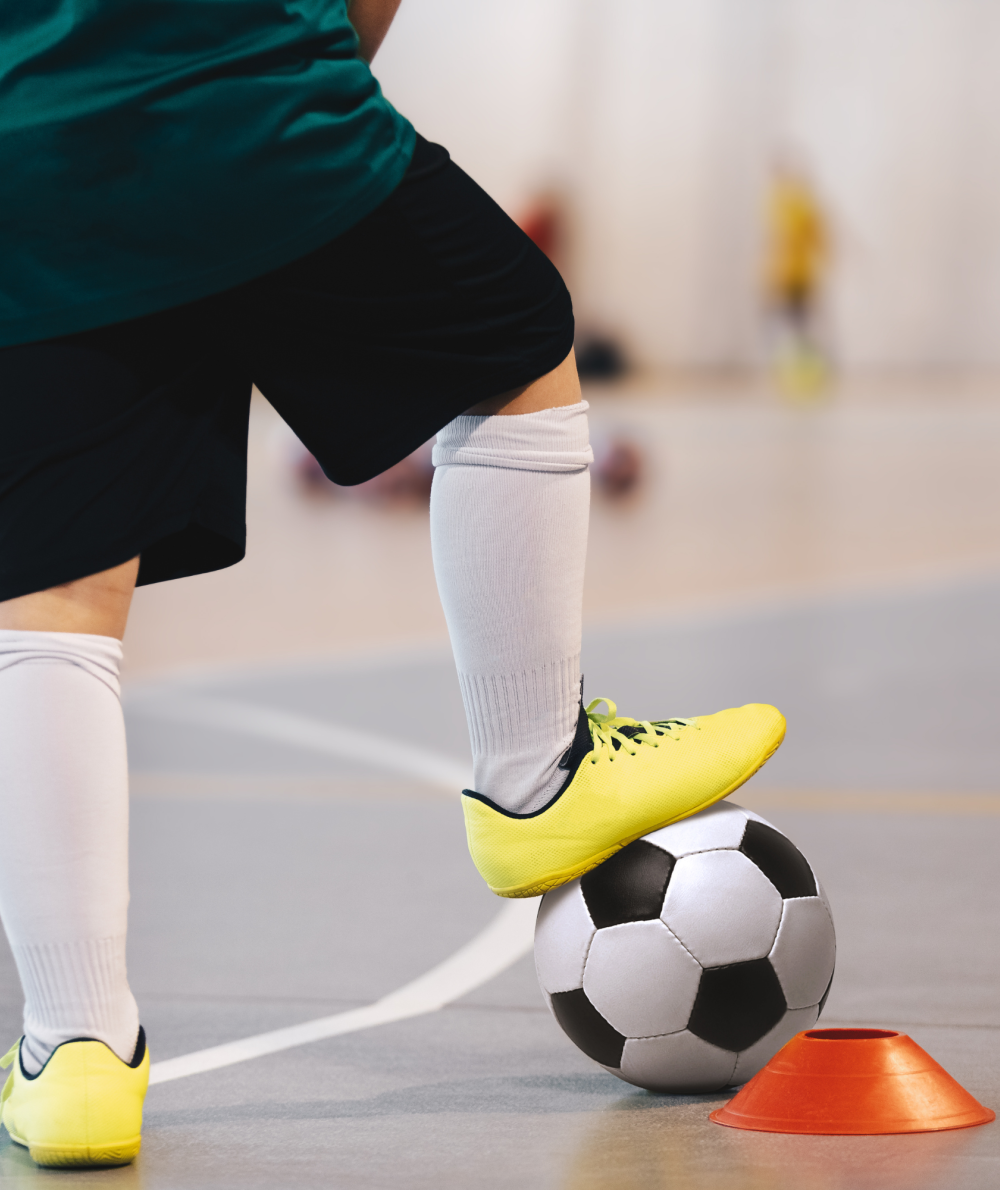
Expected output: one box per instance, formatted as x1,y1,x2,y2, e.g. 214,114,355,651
0,0,414,347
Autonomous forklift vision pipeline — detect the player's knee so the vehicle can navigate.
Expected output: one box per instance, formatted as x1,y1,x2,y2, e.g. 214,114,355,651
468,347,581,417
0,557,139,636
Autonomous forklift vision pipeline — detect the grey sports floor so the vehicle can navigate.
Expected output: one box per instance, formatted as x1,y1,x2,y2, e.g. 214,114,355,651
1,571,999,1188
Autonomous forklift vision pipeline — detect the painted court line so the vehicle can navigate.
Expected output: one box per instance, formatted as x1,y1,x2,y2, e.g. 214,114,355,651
138,692,530,1085
149,896,538,1085
130,693,472,793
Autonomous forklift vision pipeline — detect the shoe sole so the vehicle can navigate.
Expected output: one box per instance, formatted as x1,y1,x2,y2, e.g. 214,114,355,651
490,722,786,898
7,1126,141,1169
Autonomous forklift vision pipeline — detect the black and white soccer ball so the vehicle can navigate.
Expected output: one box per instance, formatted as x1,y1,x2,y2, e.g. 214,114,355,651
534,802,835,1092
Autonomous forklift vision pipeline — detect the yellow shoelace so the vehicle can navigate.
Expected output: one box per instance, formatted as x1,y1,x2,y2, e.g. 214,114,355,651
585,697,694,763
0,1039,18,1107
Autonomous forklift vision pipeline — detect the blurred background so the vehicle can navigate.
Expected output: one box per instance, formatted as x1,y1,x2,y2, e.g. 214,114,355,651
123,0,1000,692
375,0,1000,373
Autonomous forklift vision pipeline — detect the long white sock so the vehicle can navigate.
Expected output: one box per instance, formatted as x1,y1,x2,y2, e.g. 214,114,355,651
430,402,592,813
0,631,139,1073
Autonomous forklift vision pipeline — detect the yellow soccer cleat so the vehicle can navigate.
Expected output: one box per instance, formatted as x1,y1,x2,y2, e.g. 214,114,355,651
463,698,786,898
1,1029,149,1168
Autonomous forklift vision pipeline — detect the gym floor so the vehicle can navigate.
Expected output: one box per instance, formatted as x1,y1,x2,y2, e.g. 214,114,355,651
1,380,998,1188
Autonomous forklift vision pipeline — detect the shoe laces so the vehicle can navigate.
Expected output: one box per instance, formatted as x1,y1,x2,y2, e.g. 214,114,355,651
0,1040,18,1105
585,698,694,763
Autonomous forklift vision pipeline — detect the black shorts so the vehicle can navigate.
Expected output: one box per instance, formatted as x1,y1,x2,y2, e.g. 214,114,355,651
0,135,573,600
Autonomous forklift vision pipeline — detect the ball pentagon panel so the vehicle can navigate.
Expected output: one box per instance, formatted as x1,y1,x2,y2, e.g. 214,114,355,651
687,958,787,1052
661,850,782,967
548,988,626,1068
580,839,675,929
817,969,834,1016
739,819,817,898
741,807,778,827
583,919,702,1038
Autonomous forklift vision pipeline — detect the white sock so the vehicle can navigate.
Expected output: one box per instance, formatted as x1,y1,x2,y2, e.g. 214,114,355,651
430,402,592,813
0,631,139,1073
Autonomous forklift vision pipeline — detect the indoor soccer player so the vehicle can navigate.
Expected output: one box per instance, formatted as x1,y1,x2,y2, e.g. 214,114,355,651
0,0,785,1166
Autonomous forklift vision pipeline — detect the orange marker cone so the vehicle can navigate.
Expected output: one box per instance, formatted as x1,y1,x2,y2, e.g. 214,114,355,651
711,1028,996,1135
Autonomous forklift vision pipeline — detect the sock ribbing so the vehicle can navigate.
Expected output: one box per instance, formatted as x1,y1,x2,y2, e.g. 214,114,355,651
458,656,581,758
459,657,582,814
431,402,590,813
0,630,138,1075
15,938,139,1073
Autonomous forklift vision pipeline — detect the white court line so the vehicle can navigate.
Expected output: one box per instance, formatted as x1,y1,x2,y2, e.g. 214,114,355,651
137,693,533,1084
129,693,472,793
150,896,538,1085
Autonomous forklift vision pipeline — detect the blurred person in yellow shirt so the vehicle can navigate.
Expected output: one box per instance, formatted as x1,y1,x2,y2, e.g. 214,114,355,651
765,161,829,397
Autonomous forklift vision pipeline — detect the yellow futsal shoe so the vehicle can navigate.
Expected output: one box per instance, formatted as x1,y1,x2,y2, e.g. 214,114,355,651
463,698,785,898
1,1029,149,1168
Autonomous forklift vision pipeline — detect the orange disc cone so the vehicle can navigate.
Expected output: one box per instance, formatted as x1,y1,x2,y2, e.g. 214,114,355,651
711,1028,996,1135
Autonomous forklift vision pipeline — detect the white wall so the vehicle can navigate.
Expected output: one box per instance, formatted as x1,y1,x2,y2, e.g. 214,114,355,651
778,0,1000,368
374,0,1000,370
374,0,578,213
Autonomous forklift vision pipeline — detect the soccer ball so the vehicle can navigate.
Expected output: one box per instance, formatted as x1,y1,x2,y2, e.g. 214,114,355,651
534,802,835,1092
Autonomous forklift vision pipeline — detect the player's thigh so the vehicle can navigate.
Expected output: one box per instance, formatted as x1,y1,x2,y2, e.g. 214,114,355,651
223,134,576,485
469,348,581,417
0,556,140,638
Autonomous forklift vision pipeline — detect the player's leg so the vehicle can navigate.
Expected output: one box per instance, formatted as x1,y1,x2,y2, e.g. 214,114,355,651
0,560,140,1061
431,358,785,898
0,315,249,1164
467,344,582,417
430,348,590,819
235,134,785,900
0,555,139,636
0,561,144,1161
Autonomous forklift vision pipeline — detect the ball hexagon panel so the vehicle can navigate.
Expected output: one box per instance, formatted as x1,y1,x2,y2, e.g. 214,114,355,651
620,1030,737,1093
534,880,595,994
583,919,702,1038
816,877,834,918
730,1004,820,1085
580,839,675,929
739,820,816,898
644,801,750,858
661,850,783,967
548,988,626,1068
768,896,836,1010
687,959,787,1052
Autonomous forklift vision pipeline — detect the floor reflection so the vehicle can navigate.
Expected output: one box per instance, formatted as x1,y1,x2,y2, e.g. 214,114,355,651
561,1094,979,1190
0,1126,149,1186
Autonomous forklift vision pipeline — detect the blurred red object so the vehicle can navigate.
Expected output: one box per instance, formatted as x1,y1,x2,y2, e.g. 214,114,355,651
286,423,644,505
292,442,434,505
518,194,565,263
592,435,644,498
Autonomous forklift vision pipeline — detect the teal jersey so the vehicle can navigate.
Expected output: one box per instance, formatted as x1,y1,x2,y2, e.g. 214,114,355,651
0,0,415,346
